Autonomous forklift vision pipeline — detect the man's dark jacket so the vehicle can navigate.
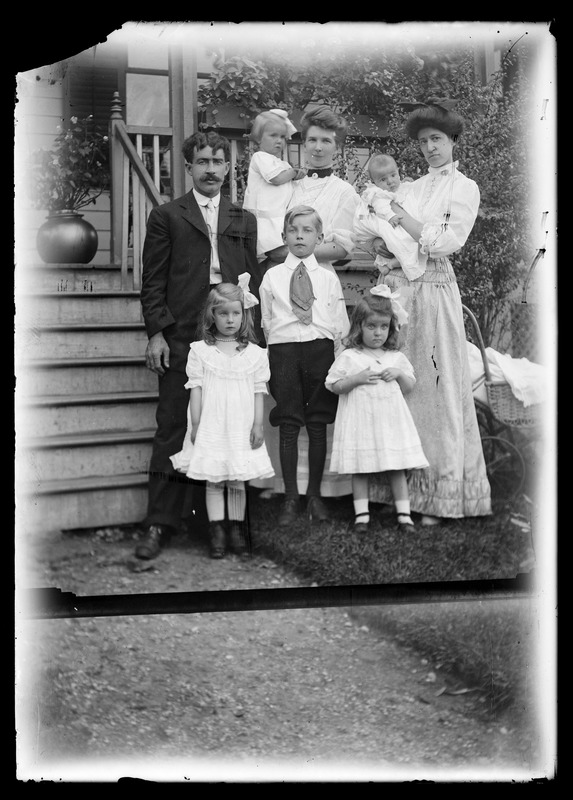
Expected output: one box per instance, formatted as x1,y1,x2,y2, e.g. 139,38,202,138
140,190,262,372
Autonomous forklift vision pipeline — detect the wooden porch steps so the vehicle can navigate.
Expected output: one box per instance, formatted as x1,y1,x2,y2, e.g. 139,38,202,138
21,391,159,436
21,356,157,394
15,253,377,536
15,474,150,537
16,263,157,535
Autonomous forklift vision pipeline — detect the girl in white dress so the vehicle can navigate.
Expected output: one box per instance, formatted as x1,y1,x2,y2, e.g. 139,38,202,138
243,109,306,264
170,275,274,559
326,286,429,532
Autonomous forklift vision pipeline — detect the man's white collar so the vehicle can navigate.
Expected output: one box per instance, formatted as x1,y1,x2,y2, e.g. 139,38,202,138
193,189,221,206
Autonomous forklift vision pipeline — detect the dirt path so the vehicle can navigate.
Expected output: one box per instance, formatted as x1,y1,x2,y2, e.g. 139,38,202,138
16,527,541,783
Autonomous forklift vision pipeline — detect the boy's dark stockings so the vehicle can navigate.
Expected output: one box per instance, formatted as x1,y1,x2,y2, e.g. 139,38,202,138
279,422,327,499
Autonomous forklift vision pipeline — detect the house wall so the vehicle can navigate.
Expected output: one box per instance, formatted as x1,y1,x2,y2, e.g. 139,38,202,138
15,64,111,267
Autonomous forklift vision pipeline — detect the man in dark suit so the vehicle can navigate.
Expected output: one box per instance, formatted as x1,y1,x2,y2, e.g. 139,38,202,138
135,130,262,560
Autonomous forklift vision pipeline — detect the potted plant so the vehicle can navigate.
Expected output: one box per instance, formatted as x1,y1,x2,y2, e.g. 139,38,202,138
29,115,110,264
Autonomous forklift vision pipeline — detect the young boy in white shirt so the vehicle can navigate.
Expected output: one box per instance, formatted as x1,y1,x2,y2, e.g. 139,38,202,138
259,205,349,527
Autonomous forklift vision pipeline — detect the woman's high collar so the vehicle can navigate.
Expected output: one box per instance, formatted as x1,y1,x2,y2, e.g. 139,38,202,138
427,160,459,176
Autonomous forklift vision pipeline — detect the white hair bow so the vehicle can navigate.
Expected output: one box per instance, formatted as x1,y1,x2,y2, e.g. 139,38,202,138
370,284,408,326
238,273,259,309
269,108,297,138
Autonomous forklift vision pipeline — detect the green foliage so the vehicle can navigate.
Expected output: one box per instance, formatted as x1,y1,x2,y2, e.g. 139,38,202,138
198,42,533,346
198,55,282,122
28,115,110,213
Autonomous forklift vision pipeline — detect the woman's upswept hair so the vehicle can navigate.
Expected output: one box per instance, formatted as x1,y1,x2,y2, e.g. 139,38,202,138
405,106,464,142
343,294,400,351
197,283,258,350
300,106,348,144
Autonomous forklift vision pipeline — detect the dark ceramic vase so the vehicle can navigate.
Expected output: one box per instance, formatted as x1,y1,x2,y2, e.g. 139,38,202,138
36,210,99,264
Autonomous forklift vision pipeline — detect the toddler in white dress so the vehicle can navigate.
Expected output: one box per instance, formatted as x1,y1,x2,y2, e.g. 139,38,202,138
170,275,274,559
325,285,428,531
354,153,424,281
243,109,306,262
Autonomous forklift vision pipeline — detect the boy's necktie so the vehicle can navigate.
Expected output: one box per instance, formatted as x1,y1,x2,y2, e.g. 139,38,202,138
289,261,315,325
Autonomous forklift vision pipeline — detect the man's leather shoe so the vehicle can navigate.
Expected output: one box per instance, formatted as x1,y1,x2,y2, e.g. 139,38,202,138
209,522,226,559
307,495,329,522
135,524,170,560
278,497,300,527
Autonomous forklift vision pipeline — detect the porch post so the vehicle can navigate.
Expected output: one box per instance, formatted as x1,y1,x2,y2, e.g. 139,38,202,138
109,92,125,266
168,45,187,199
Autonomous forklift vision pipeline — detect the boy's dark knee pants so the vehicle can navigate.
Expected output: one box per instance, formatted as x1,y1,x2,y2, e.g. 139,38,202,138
269,340,337,499
268,339,338,428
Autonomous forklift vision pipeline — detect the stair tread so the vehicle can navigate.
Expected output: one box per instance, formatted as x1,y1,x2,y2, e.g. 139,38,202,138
21,290,141,298
22,390,159,407
23,355,147,368
21,262,123,269
20,428,156,449
18,472,149,495
30,321,146,330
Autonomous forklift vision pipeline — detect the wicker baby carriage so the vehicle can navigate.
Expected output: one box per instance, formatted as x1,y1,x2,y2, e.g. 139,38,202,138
462,304,542,505
463,304,541,429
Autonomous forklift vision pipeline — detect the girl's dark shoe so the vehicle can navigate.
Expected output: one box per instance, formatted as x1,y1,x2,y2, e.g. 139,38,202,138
397,514,416,530
353,512,370,533
228,521,250,557
278,497,300,527
208,522,226,559
135,524,170,560
307,495,329,522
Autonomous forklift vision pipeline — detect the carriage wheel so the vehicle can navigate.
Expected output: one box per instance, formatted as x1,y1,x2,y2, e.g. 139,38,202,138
481,435,526,506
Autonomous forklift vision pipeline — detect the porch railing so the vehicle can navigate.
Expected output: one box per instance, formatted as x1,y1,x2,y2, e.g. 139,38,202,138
108,92,165,290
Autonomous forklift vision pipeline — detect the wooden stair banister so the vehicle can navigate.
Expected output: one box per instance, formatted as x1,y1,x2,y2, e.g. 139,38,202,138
113,122,164,204
109,92,166,290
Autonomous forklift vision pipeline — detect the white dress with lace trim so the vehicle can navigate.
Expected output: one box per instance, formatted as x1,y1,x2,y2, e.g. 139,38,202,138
170,340,275,483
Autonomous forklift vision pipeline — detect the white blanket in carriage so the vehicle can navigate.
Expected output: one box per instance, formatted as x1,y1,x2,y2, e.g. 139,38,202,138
467,342,545,408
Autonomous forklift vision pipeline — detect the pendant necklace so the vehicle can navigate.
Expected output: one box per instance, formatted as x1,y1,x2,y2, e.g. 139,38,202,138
307,166,334,180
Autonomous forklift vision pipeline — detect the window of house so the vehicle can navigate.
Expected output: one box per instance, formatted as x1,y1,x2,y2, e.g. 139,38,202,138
125,73,170,127
67,65,119,136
